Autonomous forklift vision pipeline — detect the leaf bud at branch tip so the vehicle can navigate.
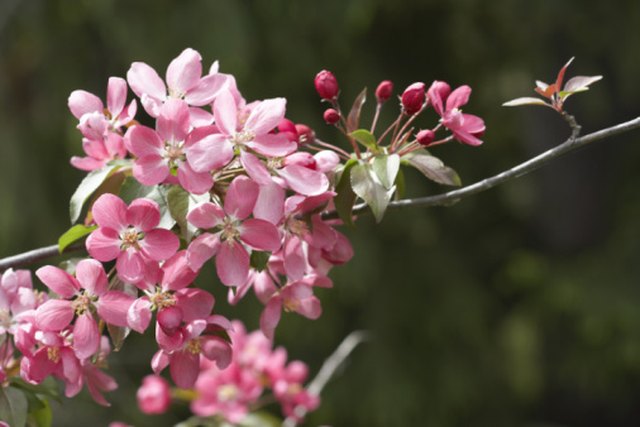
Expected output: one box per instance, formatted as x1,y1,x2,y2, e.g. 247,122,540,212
375,80,394,103
314,70,339,100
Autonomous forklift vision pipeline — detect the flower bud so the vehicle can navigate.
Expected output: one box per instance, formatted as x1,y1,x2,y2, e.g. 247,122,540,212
323,108,340,125
416,129,436,146
401,82,426,115
314,70,339,100
278,118,299,142
137,375,171,415
375,80,394,103
295,124,315,145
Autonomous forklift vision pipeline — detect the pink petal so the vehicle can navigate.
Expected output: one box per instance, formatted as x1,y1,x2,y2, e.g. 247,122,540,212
213,89,238,136
187,202,224,229
60,347,82,385
200,337,232,369
323,230,354,265
254,271,278,304
35,266,79,298
133,155,169,186
446,85,471,111
240,151,272,186
107,77,127,118
284,237,306,280
98,291,135,327
166,48,202,95
245,97,286,135
127,298,153,333
178,162,214,195
86,228,121,262
461,113,486,134
86,367,117,406
427,80,451,116
82,137,108,160
157,306,183,335
247,133,297,157
186,233,220,270
140,229,180,261
189,106,214,127
452,129,483,146
127,62,166,101
92,193,128,233
278,164,329,196
169,351,200,389
161,251,198,291
240,219,281,252
151,350,170,374
104,133,127,159
127,198,161,232
157,98,190,143
156,325,184,352
297,296,322,320
216,241,250,287
75,259,108,296
185,134,234,173
225,176,259,220
126,125,163,158
260,297,282,340
307,216,337,250
185,73,228,106
35,299,74,331
70,156,105,171
68,90,103,119
253,182,284,224
175,288,214,322
314,150,340,173
73,313,100,359
116,249,146,283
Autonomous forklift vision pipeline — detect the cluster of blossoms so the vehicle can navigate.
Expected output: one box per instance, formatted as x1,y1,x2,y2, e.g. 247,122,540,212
137,321,317,423
0,47,485,424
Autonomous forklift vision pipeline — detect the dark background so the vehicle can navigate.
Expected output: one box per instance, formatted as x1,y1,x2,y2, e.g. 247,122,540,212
2,0,640,426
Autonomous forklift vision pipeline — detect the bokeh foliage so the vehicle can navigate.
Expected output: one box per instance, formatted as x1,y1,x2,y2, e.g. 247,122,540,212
1,0,640,425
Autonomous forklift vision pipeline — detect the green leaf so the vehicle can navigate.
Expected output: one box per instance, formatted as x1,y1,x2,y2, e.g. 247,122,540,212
250,250,271,272
57,224,97,253
394,168,406,200
69,164,120,224
10,378,60,402
351,162,394,223
407,153,462,186
239,411,282,427
0,386,28,427
349,129,378,151
27,397,52,427
166,185,190,239
372,154,400,190
119,177,175,230
346,87,367,133
334,159,358,226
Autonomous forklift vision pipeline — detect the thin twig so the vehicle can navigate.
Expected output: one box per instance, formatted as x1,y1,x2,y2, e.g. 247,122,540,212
282,330,369,427
0,242,84,272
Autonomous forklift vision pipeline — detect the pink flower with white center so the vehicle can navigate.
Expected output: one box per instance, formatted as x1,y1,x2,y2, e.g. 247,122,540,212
68,77,137,137
0,269,38,334
125,98,213,194
186,176,281,287
260,281,322,340
151,317,233,389
86,194,180,283
127,48,228,118
34,260,134,359
71,134,128,172
427,81,486,146
137,374,171,414
185,89,297,175
65,336,118,406
191,361,262,422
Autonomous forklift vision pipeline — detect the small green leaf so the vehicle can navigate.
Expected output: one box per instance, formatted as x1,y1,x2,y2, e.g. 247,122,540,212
349,129,378,151
346,88,367,133
69,164,120,224
27,397,52,427
0,386,28,427
351,162,394,223
239,411,282,427
334,159,358,226
407,153,462,186
57,224,97,253
166,185,190,239
250,251,271,272
394,168,406,200
372,154,400,190
10,377,60,402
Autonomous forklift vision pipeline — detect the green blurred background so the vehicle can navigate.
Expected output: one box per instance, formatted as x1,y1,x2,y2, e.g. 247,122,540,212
2,0,640,426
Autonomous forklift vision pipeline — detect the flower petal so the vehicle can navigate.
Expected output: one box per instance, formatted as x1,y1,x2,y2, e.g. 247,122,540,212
187,202,224,229
68,90,103,119
157,98,190,143
186,233,220,270
35,299,74,331
185,134,234,173
175,288,214,322
98,291,135,327
245,97,286,135
35,266,79,298
107,77,127,118
127,198,161,232
133,155,169,186
127,297,153,333
75,259,108,296
116,249,146,283
92,193,129,232
126,125,163,158
86,228,121,262
225,176,259,220
240,151,272,186
73,313,100,359
446,85,471,112
240,219,281,252
166,48,202,95
127,62,166,101
248,133,297,157
253,182,284,225
169,351,200,389
185,73,228,106
200,337,232,369
216,241,250,287
140,229,180,261
278,164,329,196
161,251,198,291
178,162,214,195
260,297,282,340
213,89,237,136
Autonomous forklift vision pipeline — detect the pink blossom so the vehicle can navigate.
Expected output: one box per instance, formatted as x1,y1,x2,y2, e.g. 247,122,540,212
64,337,118,406
127,48,228,117
427,81,486,146
86,194,180,283
137,374,171,414
260,281,322,340
34,259,134,359
186,176,281,286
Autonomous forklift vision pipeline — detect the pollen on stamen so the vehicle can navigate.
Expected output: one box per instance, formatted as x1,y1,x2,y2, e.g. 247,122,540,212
186,339,201,355
47,347,61,363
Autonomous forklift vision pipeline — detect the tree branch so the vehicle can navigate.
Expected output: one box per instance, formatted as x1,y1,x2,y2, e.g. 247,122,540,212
1,116,640,272
283,330,369,427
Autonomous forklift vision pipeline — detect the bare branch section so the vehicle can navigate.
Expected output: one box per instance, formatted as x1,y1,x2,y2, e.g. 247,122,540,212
283,331,369,427
1,116,640,271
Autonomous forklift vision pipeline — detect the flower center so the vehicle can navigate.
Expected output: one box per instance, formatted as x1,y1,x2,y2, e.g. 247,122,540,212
231,130,255,145
267,157,283,170
186,338,201,355
47,347,60,363
149,290,176,310
121,227,144,250
220,217,240,243
163,140,186,170
217,384,239,402
287,218,308,237
283,297,300,313
0,310,11,330
71,292,95,315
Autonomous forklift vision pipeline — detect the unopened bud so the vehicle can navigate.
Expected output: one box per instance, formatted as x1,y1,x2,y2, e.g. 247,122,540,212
278,118,299,141
375,80,394,103
416,129,436,146
323,108,340,125
314,70,339,100
401,82,426,115
295,124,315,145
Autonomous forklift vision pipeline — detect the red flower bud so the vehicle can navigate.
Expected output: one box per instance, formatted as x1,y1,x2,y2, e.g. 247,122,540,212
401,82,426,115
314,70,339,100
295,124,315,145
323,108,340,125
278,118,297,134
375,80,394,103
416,129,436,146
